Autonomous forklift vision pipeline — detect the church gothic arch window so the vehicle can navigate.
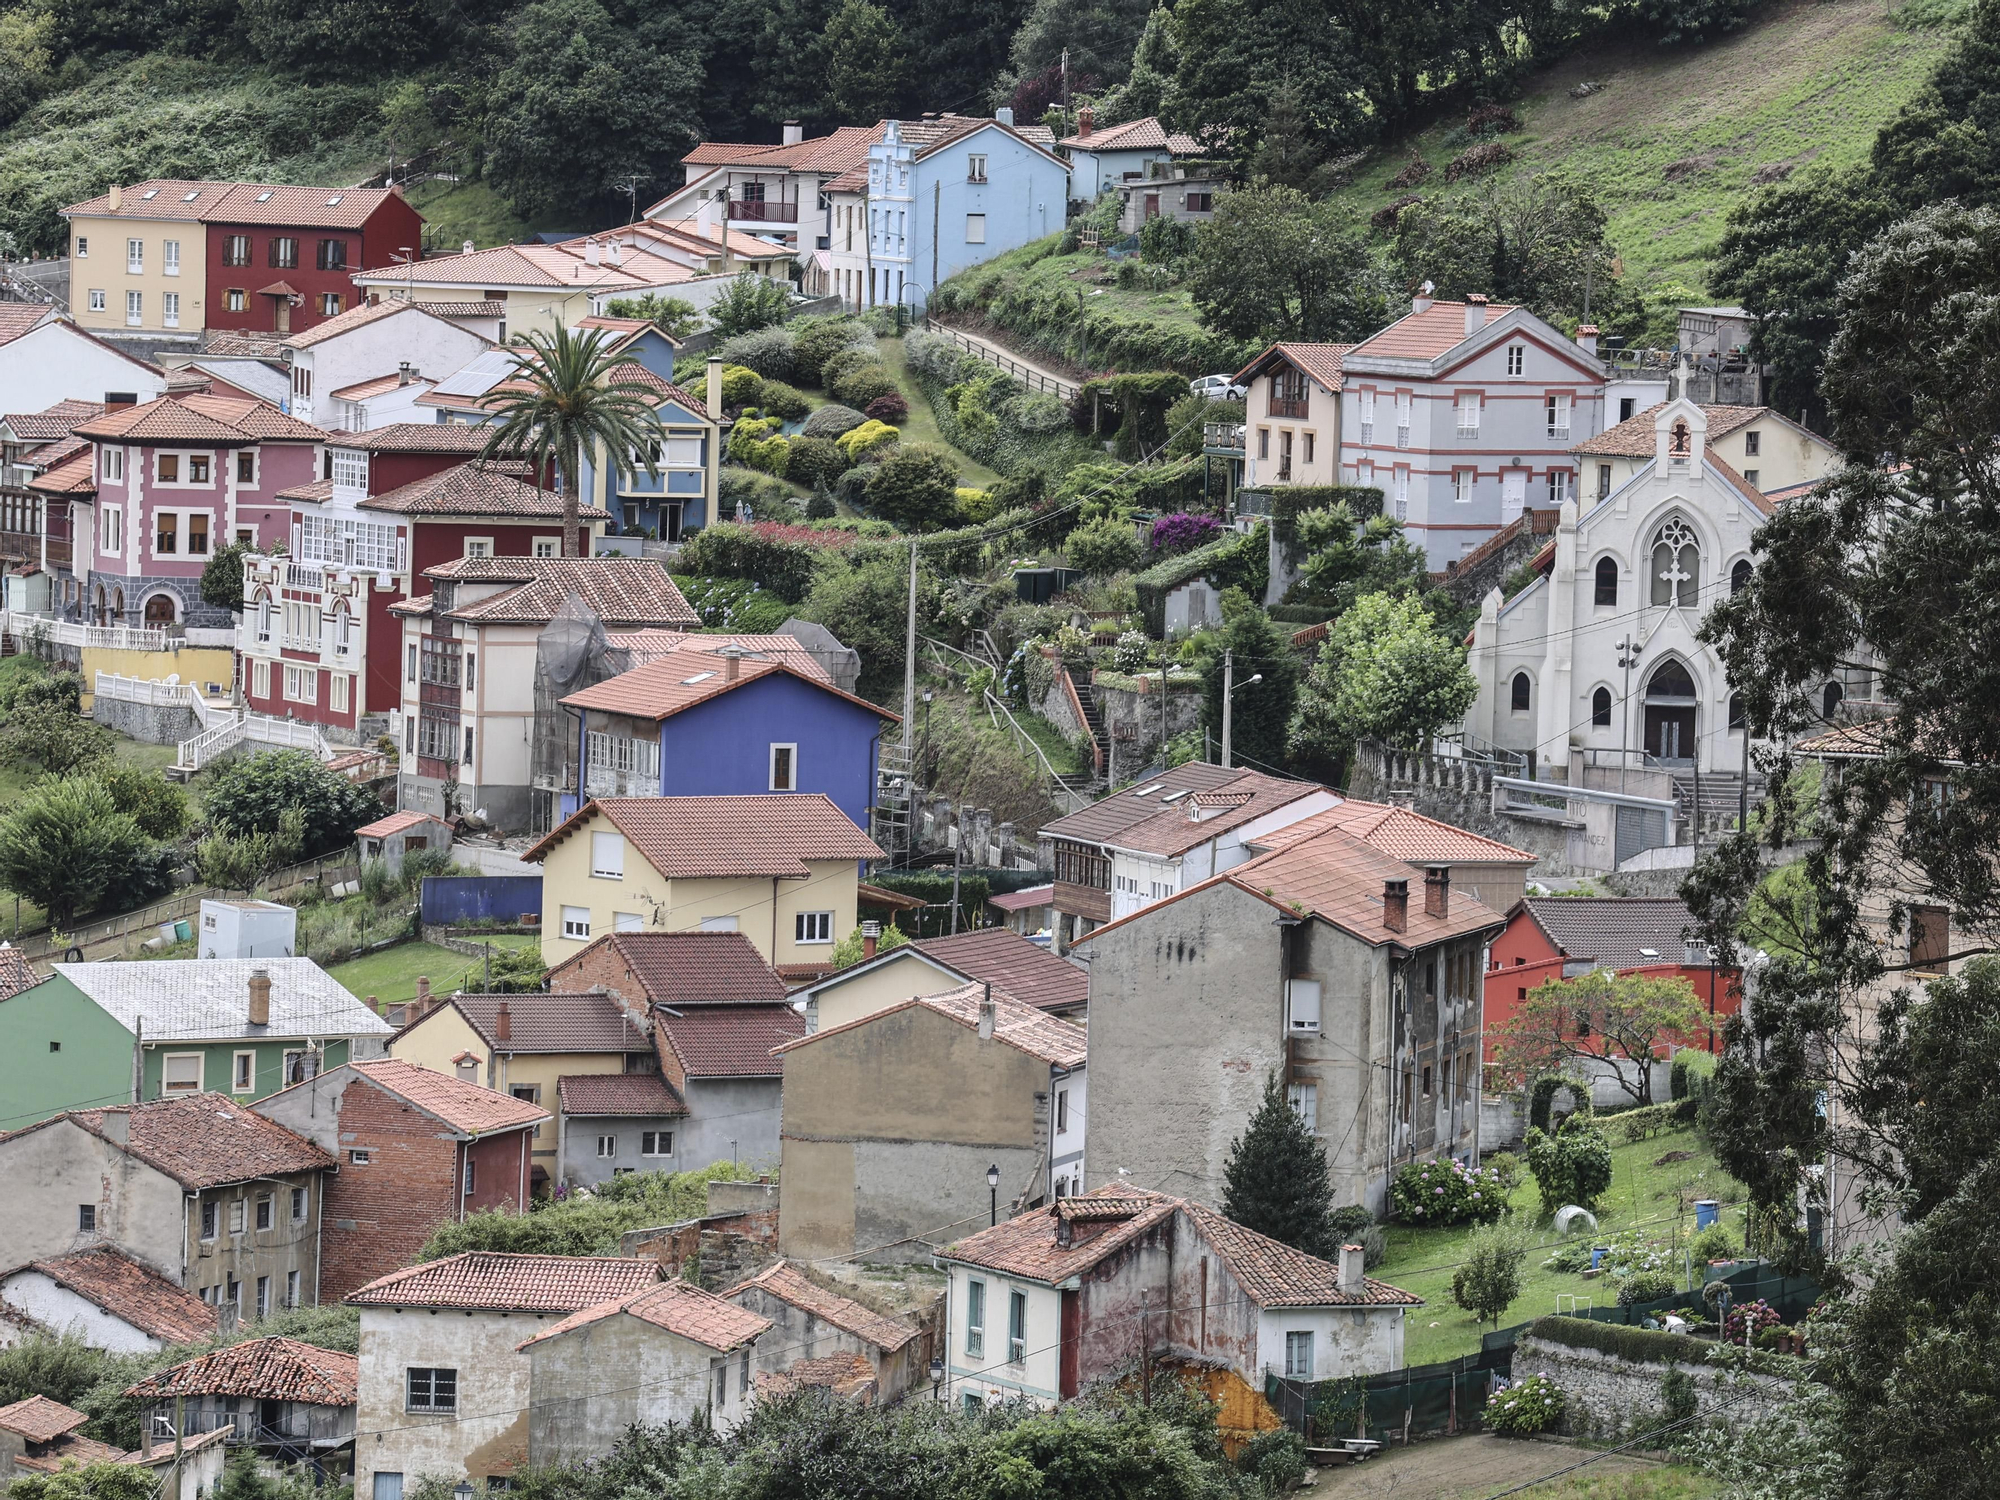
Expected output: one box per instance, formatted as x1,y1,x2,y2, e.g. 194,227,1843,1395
1592,687,1613,726
1651,517,1699,607
1511,672,1532,712
1594,556,1618,607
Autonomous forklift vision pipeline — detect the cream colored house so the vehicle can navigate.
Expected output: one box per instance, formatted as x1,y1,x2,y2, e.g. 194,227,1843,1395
1233,343,1348,489
522,795,884,972
1573,402,1836,504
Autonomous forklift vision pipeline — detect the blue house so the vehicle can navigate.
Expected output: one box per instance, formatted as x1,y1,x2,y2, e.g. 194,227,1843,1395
1057,114,1205,203
563,333,720,544
557,642,898,828
824,118,1071,312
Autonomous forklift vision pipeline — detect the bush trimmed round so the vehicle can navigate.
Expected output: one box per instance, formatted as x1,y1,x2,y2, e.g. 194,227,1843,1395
1390,1157,1506,1226
787,435,848,490
865,391,910,424
802,403,867,439
758,379,811,421
830,362,901,409
1486,1374,1564,1437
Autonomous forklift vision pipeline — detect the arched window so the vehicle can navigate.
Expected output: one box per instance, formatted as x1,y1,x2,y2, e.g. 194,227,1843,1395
1592,687,1613,726
1731,558,1752,595
1511,672,1532,712
1647,659,1698,700
1670,420,1691,455
1650,518,1699,607
1594,557,1618,607
1823,681,1844,719
256,592,273,644
1729,694,1745,729
332,601,352,657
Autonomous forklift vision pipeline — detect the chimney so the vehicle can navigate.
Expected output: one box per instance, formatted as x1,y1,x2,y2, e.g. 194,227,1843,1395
248,968,271,1027
366,994,380,1017
584,238,602,267
495,999,512,1045
1339,1243,1366,1295
706,354,723,418
1575,323,1600,356
108,183,123,213
1382,879,1408,934
415,976,432,1018
1412,279,1434,316
462,239,475,256
861,920,880,961
719,645,743,681
1465,293,1488,338
783,120,804,146
606,240,622,266
1424,865,1450,920
1077,104,1095,138
995,106,1015,126
398,360,412,387
978,982,996,1040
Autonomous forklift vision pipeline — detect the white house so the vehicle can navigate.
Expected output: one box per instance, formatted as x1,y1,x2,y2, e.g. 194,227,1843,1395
283,300,492,431
0,309,169,414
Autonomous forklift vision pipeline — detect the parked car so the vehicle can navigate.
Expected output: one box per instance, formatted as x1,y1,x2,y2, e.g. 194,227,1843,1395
1190,374,1246,400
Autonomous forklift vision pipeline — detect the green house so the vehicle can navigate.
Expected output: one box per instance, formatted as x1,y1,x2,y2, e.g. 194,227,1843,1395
0,958,393,1130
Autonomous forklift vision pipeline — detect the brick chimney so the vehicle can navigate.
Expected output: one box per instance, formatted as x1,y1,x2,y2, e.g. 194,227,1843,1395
1575,323,1600,356
247,968,271,1027
1339,1243,1366,1295
861,920,880,961
415,976,432,1018
720,645,742,681
1424,866,1450,920
1077,104,1095,139
1465,293,1488,338
978,982,996,1040
495,999,512,1045
1382,879,1408,934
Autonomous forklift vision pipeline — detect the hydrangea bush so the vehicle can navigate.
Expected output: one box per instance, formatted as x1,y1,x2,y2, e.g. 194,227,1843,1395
1725,1299,1782,1346
1485,1374,1565,1436
1390,1157,1507,1226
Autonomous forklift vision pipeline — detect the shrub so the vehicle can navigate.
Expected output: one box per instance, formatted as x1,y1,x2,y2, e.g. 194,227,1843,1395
1486,1374,1565,1436
726,415,790,477
805,486,837,520
94,762,192,840
820,344,879,390
1113,630,1151,673
1328,1203,1375,1238
830,361,901,409
715,325,796,380
835,418,899,461
204,749,381,857
1237,1428,1306,1490
864,444,961,531
1689,1224,1737,1263
1067,516,1144,576
792,317,875,385
1523,1119,1615,1214
1724,1299,1781,1346
1391,1157,1507,1226
757,379,812,421
1150,511,1223,555
675,523,821,603
1453,1224,1528,1327
786,435,848,490
1485,1151,1524,1195
720,364,764,407
802,403,868,439
865,390,910,424
1525,1315,1809,1379
1617,1270,1680,1306
1007,390,1069,434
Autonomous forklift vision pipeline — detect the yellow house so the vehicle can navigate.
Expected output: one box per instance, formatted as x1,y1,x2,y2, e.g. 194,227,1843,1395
793,927,1091,1035
388,990,655,1186
523,795,885,975
1572,403,1839,503
61,181,212,338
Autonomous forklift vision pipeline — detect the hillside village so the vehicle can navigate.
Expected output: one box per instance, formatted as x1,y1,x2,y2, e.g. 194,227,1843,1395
0,0,1996,1495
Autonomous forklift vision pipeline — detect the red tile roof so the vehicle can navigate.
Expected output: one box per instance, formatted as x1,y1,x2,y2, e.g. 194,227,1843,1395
912,929,1086,1013
524,794,882,879
0,305,53,347
4,399,104,441
555,1073,688,1117
61,180,235,220
0,1395,89,1442
71,180,408,231
274,477,334,504
724,1260,919,1350
407,555,697,629
560,648,893,725
12,1249,218,1344
57,1093,334,1189
1348,301,1521,361
546,930,790,1006
416,301,505,319
777,981,1086,1068
344,423,516,454
74,394,326,445
1181,1200,1423,1307
353,809,449,839
347,1252,659,1311
285,299,472,350
1266,799,1535,865
25,452,95,497
1056,116,1200,153
429,992,651,1054
121,1337,359,1405
985,884,1053,913
1233,341,1351,392
518,1278,769,1353
609,629,831,682
345,1058,549,1135
1570,403,1767,457
1042,766,1326,858
358,462,606,521
656,1003,803,1078
1520,897,1704,971
330,372,432,402
941,1183,1179,1282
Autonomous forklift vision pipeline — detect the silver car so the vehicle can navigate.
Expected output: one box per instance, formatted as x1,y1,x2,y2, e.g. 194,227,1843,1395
1189,374,1246,400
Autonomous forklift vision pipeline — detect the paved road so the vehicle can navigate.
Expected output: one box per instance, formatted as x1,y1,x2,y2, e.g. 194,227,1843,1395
923,318,1079,400
1305,1433,1670,1499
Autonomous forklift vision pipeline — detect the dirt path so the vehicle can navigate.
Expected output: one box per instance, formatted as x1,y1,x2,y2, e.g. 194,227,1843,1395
1304,1434,1669,1499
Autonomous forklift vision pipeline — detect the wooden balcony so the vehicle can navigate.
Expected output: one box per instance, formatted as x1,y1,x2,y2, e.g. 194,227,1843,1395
729,200,798,223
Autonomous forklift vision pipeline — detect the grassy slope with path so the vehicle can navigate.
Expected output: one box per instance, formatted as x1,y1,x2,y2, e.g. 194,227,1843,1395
1327,0,1956,306
875,337,1008,490
1379,1124,1745,1367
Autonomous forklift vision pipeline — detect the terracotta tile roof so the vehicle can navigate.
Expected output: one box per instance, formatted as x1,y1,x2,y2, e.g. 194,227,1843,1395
560,648,892,725
12,1434,130,1473
202,183,404,230
416,301,505,319
1794,717,1896,759
756,1350,877,1399
27,451,96,496
1041,762,1281,847
57,1093,334,1189
1348,300,1521,361
942,1184,1180,1281
986,884,1053,913
285,299,466,350
912,929,1086,1013
1046,767,1327,859
121,1337,359,1405
641,219,798,263
330,372,432,402
61,180,235,220
656,1003,803,1078
353,243,680,294
778,980,1085,1068
73,394,326,445
180,393,328,441
1231,826,1508,946
344,422,512,454
1570,403,1767,458
0,944,39,1000
344,1058,549,1135
1707,452,1775,516
4,399,104,441
725,1260,919,1350
0,1395,89,1442
358,462,606,522
547,930,790,1006
13,1249,218,1344
349,1251,660,1310
405,555,695,628
438,992,652,1054
524,794,881,878
1520,897,1704,971
274,477,334,504
1265,799,1535,865
607,630,831,682
202,334,289,357
610,364,711,419
575,315,654,334
1057,117,1192,151
1234,341,1351,391
555,1073,687,1117
518,1278,769,1353
0,305,54,346
1180,1201,1423,1307
353,809,448,838
821,116,1061,194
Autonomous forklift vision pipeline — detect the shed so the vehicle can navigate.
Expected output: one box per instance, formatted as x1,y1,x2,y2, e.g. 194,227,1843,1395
354,810,453,874
199,899,297,960
1013,567,1084,604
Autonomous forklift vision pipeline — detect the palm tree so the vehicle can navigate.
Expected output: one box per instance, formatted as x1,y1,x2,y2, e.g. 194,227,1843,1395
477,325,663,557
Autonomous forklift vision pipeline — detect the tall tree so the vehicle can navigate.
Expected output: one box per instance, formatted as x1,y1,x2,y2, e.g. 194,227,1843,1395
1491,971,1706,1107
1293,502,1430,614
1004,0,1152,104
1188,186,1387,344
813,0,909,128
478,325,662,558
1222,1073,1337,1257
1244,77,1323,190
1098,4,1178,124
1291,591,1476,761
1167,0,1372,161
0,779,152,930
1197,603,1302,775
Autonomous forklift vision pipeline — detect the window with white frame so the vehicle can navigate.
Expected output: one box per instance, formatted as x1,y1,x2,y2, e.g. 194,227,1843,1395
596,1135,617,1159
591,831,624,878
641,1131,672,1156
1356,389,1375,444
298,513,401,571
1284,1330,1314,1378
330,674,350,713
162,293,180,328
532,537,560,557
965,1280,985,1356
1453,468,1473,504
252,658,271,697
1455,392,1480,435
562,906,591,939
967,153,987,183
1287,1081,1318,1131
965,214,987,244
255,595,273,645
88,289,106,313
1506,345,1524,376
1546,392,1572,439
163,240,179,276
769,743,797,791
232,1052,255,1092
283,664,318,704
1547,468,1572,505
126,239,143,273
664,435,703,467
101,504,121,554
125,291,142,326
464,538,492,558
75,237,87,258
1393,466,1410,520
329,448,369,491
585,731,659,790
101,447,123,482
1394,392,1411,448
162,1054,203,1093
1007,1290,1027,1363
331,604,353,658
795,911,833,944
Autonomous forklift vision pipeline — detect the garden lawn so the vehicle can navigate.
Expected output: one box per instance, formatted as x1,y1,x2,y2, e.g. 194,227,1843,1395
325,933,538,1007
1377,1125,1745,1368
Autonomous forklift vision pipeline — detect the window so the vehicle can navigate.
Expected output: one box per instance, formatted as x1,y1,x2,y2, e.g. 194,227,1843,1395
795,910,833,944
226,289,246,313
1186,191,1213,211
1271,367,1309,418
1743,429,1760,456
1511,672,1531,712
349,1147,373,1165
1731,558,1753,595
163,1053,203,1093
89,289,106,313
1055,1089,1069,1133
591,831,624,879
965,213,987,244
642,1131,673,1156
126,290,142,326
162,293,180,328
1592,687,1613,727
229,1199,246,1234
223,235,251,266
1008,1290,1027,1363
227,1276,239,1309
1392,465,1409,520
331,674,350,713
1357,389,1375,444
1597,462,1613,500
330,447,369,491
1287,1081,1318,1131
286,1270,300,1308
407,645,418,682
291,1186,307,1221
201,1200,218,1239
1288,977,1321,1033
76,236,87,258
316,239,348,271
511,1085,540,1107
78,1204,97,1233
1743,469,1759,487
463,538,492,558
1422,1064,1433,1096
270,237,299,269
532,537,560,558
1546,392,1572,439
103,504,122,554
769,743,797,791
966,1280,985,1356
967,154,988,183
1910,906,1950,975
597,1134,617,1159
1455,392,1480,435
462,1159,475,1194
1394,392,1411,447
1650,517,1699,607
699,915,740,932
1822,680,1843,719
256,1275,271,1318
464,726,474,764
1507,345,1525,376
321,293,342,317
233,1051,256,1093
1594,556,1618,607
255,1194,273,1230
562,906,591,940
101,445,124,481
1729,693,1745,729
1256,427,1269,460
252,659,271,698
283,664,318,704
406,1368,457,1414
1284,1330,1314,1379
127,238,144,272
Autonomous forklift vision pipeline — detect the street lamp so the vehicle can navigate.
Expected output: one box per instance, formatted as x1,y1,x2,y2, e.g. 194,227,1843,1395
930,1356,945,1400
987,1163,1001,1226
1220,645,1264,769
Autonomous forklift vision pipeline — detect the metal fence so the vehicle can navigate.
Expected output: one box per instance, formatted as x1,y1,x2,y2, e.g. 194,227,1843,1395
419,874,544,926
922,318,1078,401
1265,1347,1510,1446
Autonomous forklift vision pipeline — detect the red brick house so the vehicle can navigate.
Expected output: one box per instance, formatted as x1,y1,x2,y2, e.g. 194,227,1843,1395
253,1057,546,1301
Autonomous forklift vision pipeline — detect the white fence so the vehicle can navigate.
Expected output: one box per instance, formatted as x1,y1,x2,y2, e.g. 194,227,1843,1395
93,671,334,772
1,608,236,653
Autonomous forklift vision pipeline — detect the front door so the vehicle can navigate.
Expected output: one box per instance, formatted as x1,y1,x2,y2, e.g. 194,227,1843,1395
1645,705,1696,761
1059,1289,1081,1399
1143,193,1160,221
274,298,291,335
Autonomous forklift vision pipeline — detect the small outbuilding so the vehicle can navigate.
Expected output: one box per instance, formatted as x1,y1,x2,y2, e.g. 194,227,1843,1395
354,810,453,875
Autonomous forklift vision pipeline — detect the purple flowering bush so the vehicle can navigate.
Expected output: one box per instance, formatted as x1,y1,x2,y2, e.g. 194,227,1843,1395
1390,1157,1508,1226
1149,512,1222,554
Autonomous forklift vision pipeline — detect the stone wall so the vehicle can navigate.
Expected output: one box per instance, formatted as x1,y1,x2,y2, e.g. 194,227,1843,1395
1094,680,1201,773
1515,1334,1798,1440
91,694,197,746
1347,743,1582,874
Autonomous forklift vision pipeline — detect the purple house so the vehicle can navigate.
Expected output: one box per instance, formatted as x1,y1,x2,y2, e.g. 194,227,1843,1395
558,643,898,829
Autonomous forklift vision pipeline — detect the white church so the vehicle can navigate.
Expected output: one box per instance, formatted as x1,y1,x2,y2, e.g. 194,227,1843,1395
1463,396,1840,783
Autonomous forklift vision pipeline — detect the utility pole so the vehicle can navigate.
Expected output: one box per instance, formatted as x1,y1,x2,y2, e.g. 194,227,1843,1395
1061,47,1071,136
1221,649,1234,769
1616,635,1639,793
902,540,919,758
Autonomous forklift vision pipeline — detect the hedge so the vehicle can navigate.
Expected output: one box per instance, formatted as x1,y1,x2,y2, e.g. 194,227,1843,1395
865,871,992,936
1262,485,1388,572
674,522,829,603
1524,1317,1811,1381
1133,523,1269,637
902,328,1101,482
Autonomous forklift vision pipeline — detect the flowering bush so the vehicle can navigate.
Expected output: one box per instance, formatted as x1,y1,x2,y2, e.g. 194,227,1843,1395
1486,1374,1564,1436
1149,511,1223,554
1114,630,1152,673
1391,1158,1507,1226
1725,1299,1782,1346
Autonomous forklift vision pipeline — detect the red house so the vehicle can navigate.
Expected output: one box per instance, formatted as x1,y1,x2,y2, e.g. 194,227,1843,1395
201,184,424,337
1484,896,1741,1063
253,1057,546,1302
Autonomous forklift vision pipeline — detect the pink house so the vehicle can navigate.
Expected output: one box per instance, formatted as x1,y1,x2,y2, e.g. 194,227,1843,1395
69,395,327,627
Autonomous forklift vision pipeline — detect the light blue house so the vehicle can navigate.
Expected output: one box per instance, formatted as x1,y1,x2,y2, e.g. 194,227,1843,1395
577,336,721,543
1057,115,1205,202
825,118,1071,312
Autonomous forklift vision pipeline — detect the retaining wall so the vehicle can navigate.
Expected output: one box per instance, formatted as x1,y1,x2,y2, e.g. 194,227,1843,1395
1515,1334,1797,1439
91,694,198,745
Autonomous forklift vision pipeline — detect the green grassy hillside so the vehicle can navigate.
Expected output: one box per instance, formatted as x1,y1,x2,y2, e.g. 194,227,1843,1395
1328,0,1958,306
